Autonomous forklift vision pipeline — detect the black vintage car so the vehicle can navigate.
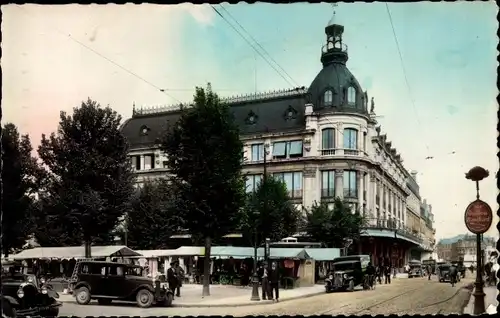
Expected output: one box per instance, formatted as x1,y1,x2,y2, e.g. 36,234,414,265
324,255,370,292
1,260,62,318
71,261,174,308
437,264,452,282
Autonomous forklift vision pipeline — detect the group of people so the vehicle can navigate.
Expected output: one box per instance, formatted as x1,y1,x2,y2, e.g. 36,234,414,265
364,262,393,287
258,261,280,301
166,261,185,298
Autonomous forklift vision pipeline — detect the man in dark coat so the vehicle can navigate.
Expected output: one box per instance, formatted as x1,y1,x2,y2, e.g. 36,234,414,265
268,261,280,302
384,264,391,284
167,262,178,298
175,262,185,297
259,262,271,300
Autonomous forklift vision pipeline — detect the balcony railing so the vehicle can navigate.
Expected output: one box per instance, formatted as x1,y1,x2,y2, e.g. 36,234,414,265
321,148,336,156
343,189,357,198
289,189,303,199
319,148,363,157
321,188,335,198
364,217,423,244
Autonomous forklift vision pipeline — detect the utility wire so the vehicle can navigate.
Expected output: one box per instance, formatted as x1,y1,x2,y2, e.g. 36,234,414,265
385,3,430,154
210,5,297,89
16,6,182,104
217,4,300,87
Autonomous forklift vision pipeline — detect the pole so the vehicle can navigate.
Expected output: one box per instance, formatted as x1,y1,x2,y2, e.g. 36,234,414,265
251,233,260,301
473,233,486,314
263,149,268,262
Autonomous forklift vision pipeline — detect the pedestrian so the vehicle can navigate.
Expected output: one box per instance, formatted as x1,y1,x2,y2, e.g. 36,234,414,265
260,262,271,300
375,265,382,284
427,265,432,280
269,261,280,302
175,262,184,297
167,262,178,298
393,266,397,279
384,264,391,284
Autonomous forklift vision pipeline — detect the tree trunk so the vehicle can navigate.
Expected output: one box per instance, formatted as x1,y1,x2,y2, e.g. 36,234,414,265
84,238,92,258
202,236,211,297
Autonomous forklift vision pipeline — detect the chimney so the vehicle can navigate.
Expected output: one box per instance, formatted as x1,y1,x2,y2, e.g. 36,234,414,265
411,170,418,182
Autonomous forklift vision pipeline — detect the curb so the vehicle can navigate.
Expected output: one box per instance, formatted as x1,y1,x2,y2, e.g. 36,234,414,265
171,290,325,308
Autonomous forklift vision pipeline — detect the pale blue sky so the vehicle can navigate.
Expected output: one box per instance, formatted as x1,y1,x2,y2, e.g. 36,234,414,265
3,2,498,240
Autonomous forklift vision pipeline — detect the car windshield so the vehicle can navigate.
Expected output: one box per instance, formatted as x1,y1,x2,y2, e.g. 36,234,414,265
440,266,450,271
126,267,143,276
410,265,421,268
333,262,358,271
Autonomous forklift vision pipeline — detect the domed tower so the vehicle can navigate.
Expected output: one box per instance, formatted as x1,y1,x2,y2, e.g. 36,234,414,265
307,19,368,115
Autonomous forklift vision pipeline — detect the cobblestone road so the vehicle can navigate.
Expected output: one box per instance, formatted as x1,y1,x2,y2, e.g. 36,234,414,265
59,276,474,316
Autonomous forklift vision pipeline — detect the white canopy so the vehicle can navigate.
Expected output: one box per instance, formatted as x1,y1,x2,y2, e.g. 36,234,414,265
10,245,141,260
132,249,178,258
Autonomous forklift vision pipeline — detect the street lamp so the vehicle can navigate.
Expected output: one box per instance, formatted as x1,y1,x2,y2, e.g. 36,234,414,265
250,143,270,301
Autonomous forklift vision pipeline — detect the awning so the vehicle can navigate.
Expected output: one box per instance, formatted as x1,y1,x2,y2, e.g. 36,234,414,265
362,229,396,238
131,249,178,258
305,248,341,261
172,246,205,256
268,248,310,260
10,245,141,260
211,246,256,258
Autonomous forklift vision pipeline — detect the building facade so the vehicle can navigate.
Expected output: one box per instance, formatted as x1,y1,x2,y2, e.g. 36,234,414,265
437,234,496,264
120,20,434,267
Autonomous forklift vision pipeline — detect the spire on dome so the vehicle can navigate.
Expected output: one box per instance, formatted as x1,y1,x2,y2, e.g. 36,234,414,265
327,3,339,26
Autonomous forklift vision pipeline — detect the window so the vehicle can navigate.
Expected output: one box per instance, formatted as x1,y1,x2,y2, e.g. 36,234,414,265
343,170,357,198
108,265,125,276
321,128,335,155
343,128,358,155
321,170,335,198
347,86,356,105
131,155,141,170
144,154,155,170
131,156,137,170
80,263,105,275
272,140,303,159
245,174,262,193
273,172,303,198
324,90,333,106
363,132,367,153
251,144,264,162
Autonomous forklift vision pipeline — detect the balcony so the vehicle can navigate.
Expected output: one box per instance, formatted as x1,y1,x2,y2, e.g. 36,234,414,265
344,189,358,199
319,148,363,157
364,217,423,244
321,188,335,198
321,148,336,156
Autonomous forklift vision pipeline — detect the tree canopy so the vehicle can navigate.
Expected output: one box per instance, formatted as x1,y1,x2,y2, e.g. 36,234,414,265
126,179,184,250
161,84,246,296
237,175,301,247
1,123,40,256
305,199,366,248
34,98,135,253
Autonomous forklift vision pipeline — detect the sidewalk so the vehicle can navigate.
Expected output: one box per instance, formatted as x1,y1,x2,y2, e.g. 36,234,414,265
463,285,498,315
59,284,326,308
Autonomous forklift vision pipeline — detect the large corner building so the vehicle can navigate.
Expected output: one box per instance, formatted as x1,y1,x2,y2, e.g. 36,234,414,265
120,21,435,267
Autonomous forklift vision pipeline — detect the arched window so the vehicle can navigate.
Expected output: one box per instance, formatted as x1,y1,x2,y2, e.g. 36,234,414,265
321,128,335,155
324,90,333,106
347,86,356,105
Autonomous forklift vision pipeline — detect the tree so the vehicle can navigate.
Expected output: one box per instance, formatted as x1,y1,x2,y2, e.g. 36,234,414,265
126,179,184,250
36,98,135,255
1,123,40,257
161,84,246,296
305,199,366,249
237,176,301,249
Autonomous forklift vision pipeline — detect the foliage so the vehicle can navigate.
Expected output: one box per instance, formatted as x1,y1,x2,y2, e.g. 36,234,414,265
305,199,367,248
126,179,184,250
34,98,135,250
161,84,246,296
1,123,41,256
237,175,301,247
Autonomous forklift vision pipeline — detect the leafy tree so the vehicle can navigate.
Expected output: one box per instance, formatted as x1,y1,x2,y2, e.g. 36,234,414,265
237,176,301,249
305,199,366,248
36,98,135,255
161,84,246,296
126,179,184,250
1,123,40,257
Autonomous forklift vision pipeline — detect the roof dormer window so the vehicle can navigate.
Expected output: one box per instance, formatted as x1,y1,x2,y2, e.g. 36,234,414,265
324,90,333,106
140,125,150,136
347,86,356,106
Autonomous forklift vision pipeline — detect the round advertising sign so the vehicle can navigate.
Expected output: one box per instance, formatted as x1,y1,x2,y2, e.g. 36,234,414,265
464,199,493,234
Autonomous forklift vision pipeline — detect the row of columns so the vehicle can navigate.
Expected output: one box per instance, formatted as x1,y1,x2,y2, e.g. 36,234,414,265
371,176,406,226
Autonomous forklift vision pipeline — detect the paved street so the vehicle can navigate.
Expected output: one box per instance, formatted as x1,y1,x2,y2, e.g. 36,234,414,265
59,276,474,316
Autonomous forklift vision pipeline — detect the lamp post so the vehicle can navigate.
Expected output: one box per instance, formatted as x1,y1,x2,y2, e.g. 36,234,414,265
464,166,493,315
250,143,270,301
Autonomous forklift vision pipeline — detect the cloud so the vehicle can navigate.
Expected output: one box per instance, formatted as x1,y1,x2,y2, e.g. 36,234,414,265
179,4,215,26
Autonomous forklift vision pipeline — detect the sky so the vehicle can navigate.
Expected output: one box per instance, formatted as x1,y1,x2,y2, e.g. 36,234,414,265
2,2,499,241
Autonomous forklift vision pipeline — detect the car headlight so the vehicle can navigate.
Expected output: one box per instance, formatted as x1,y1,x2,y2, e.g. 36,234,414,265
17,289,24,298
343,274,348,279
27,276,34,283
40,277,46,284
41,286,48,294
329,275,333,280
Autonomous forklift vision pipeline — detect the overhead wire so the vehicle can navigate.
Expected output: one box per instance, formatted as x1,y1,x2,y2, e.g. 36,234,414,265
217,4,301,87
16,6,183,104
210,5,297,89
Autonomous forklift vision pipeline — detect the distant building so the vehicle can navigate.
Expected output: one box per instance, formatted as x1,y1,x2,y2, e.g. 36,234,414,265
437,234,496,264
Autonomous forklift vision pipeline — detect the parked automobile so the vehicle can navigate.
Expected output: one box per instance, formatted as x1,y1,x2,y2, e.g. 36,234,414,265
324,255,370,292
408,260,423,278
71,261,174,308
437,264,451,282
1,260,62,317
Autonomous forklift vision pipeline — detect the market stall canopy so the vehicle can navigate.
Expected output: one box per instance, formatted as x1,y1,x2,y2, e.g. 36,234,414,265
10,245,141,260
171,246,205,256
211,246,256,259
305,248,341,261
131,249,178,258
268,248,310,260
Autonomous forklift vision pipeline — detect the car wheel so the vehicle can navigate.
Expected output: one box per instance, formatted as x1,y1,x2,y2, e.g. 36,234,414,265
2,299,16,318
136,289,154,308
97,299,112,306
75,287,91,305
164,293,173,307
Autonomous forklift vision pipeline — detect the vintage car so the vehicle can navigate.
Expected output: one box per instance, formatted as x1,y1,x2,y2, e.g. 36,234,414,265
408,260,423,278
437,264,452,282
71,261,174,308
324,255,370,292
1,260,62,317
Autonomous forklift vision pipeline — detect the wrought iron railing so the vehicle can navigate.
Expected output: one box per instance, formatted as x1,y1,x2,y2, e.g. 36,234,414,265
363,217,423,244
343,189,357,198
